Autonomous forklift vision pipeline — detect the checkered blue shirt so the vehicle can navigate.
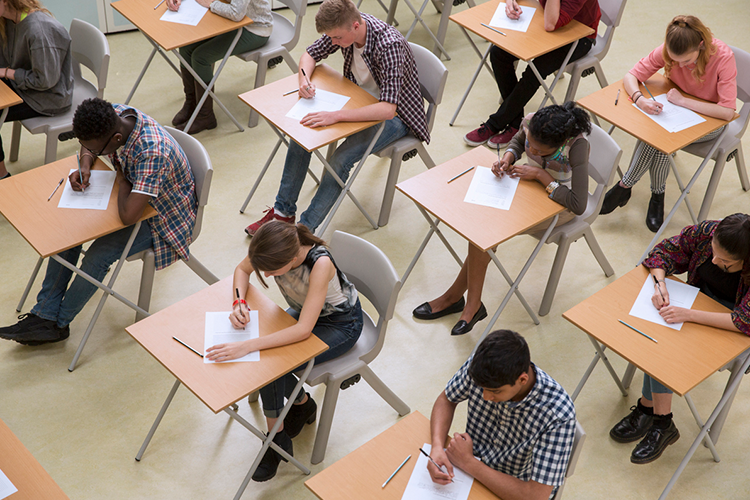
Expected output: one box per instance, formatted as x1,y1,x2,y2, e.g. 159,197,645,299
445,360,576,497
109,104,197,270
306,13,429,143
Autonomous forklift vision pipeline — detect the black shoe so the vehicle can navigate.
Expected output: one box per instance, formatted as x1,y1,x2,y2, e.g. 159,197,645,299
413,297,466,320
1,320,69,346
0,313,47,337
646,192,665,232
610,405,654,443
284,393,317,439
252,430,293,482
630,421,679,464
451,303,487,336
600,183,632,215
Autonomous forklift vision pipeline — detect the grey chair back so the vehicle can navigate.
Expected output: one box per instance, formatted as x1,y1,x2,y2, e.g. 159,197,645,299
582,124,623,224
276,0,307,50
408,42,448,134
553,420,586,500
70,18,110,98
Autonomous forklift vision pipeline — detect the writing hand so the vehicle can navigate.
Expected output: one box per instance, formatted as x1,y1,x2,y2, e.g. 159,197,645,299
659,305,691,324
166,0,181,11
427,446,454,484
492,158,511,178
651,282,670,309
68,166,91,192
229,302,250,328
638,98,663,115
300,110,336,128
505,0,522,19
205,341,252,362
299,82,316,99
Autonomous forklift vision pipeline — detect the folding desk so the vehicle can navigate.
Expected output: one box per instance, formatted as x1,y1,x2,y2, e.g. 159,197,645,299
396,146,563,344
448,0,594,125
0,80,22,128
238,64,385,236
0,156,156,371
126,276,328,500
577,75,738,263
112,0,252,132
305,411,500,500
563,266,750,499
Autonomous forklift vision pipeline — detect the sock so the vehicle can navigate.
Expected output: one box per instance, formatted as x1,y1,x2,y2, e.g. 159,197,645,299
652,413,673,429
637,398,654,416
274,208,291,218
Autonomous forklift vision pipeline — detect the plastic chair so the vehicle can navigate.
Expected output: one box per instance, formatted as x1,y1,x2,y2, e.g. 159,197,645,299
680,45,750,222
235,0,307,128
374,42,448,227
552,420,586,500
9,18,110,164
561,0,627,103
534,124,623,316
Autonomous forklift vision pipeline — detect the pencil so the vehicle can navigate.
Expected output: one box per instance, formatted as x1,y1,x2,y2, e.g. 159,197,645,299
76,152,85,192
447,166,474,183
173,336,204,357
618,320,658,343
382,455,411,488
47,178,64,201
641,81,656,101
480,23,506,36
615,89,620,106
282,89,299,96
154,0,166,9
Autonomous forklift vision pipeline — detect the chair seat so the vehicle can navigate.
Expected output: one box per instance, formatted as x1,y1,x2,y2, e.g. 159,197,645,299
681,123,741,159
235,14,295,62
21,78,97,134
373,133,419,158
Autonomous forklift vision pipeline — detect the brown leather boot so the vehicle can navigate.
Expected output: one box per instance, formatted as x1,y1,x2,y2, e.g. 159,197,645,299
172,66,197,127
177,80,217,134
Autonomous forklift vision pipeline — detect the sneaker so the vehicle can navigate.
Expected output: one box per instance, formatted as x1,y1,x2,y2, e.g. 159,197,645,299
0,313,48,337
487,127,519,150
252,430,293,482
1,321,70,346
245,207,295,237
463,123,496,147
284,393,317,438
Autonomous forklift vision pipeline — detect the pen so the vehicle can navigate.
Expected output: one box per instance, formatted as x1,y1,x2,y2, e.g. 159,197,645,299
173,336,204,357
480,23,506,36
301,68,312,94
382,455,411,488
282,89,299,96
419,448,453,482
641,81,656,101
618,320,658,343
615,89,620,106
47,178,64,201
154,0,166,9
447,166,475,183
76,152,85,192
652,274,666,303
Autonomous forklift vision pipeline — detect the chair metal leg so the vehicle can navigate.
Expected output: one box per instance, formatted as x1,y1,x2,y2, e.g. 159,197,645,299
378,152,404,228
697,154,726,222
135,249,155,323
311,375,343,465
563,67,583,104
9,121,21,162
538,236,571,317
360,365,410,416
583,228,614,276
183,254,219,285
247,55,270,129
593,62,609,88
17,256,44,312
735,146,749,191
247,391,259,403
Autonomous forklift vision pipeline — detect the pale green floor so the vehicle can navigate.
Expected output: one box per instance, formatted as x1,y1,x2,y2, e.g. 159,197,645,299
1,0,749,498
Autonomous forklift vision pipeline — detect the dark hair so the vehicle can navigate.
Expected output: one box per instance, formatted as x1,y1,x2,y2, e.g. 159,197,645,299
469,330,531,388
73,98,118,141
248,221,326,288
528,101,592,149
714,213,750,283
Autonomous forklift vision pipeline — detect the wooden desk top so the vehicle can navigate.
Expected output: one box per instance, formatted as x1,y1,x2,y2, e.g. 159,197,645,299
0,419,69,500
563,266,750,396
238,63,381,153
577,74,738,155
0,80,22,110
305,412,501,500
0,156,157,258
125,276,328,413
449,0,594,62
396,147,563,252
112,0,252,51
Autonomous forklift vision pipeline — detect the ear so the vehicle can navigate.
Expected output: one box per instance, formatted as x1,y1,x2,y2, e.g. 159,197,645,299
516,372,529,386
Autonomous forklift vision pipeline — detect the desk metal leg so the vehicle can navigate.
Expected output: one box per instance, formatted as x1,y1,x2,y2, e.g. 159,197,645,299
708,350,750,444
683,393,720,462
667,155,697,225
402,0,450,60
16,256,44,312
126,37,182,104
136,379,181,461
571,336,629,401
239,135,286,213
450,43,491,126
401,206,464,285
535,40,578,109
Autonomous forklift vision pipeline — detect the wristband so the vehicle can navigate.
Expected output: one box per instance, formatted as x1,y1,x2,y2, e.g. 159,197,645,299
634,95,642,105
232,299,247,307
631,91,642,101
545,181,560,195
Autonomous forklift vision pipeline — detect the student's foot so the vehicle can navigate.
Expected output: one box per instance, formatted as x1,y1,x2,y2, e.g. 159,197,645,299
646,192,665,232
171,101,196,127
252,430,293,482
412,296,466,320
486,127,519,150
599,183,632,215
451,303,487,336
630,419,679,464
245,207,296,237
464,123,496,147
284,393,317,438
0,313,47,337
610,403,653,443
0,316,70,346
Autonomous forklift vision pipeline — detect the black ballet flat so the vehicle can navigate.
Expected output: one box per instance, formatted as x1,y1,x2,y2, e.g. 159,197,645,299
413,297,466,320
450,303,488,336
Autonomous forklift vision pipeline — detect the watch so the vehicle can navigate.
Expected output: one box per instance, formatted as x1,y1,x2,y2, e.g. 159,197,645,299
545,181,560,195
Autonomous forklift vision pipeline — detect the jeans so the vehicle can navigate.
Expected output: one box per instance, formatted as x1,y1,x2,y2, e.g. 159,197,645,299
642,374,672,398
486,37,593,133
179,29,269,84
274,116,409,232
30,222,153,328
259,299,364,418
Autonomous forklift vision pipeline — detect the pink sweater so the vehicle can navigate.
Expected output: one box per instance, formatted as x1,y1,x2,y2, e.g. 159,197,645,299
629,38,737,110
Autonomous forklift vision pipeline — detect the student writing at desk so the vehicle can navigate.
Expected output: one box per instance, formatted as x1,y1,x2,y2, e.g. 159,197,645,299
244,0,428,236
0,98,196,345
600,15,737,232
428,330,576,500
0,0,73,179
610,213,750,464
206,221,363,482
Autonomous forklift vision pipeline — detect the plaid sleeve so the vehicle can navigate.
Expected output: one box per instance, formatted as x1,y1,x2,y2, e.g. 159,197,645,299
530,418,576,486
306,35,339,62
128,148,165,198
445,358,473,404
374,40,408,106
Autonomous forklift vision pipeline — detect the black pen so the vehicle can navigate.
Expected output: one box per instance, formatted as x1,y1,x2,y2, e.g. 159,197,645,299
301,68,312,94
173,336,203,357
615,89,620,106
652,274,666,303
48,177,64,201
419,448,453,482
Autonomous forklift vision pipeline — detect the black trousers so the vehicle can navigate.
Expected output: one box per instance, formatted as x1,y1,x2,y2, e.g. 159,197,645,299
0,88,45,162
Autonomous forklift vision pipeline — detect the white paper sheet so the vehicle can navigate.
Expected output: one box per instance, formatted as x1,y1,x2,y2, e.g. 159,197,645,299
57,169,116,210
632,93,706,133
628,276,700,331
160,0,208,26
204,311,260,363
285,89,351,121
489,3,536,32
401,444,474,500
463,166,520,210
0,469,17,500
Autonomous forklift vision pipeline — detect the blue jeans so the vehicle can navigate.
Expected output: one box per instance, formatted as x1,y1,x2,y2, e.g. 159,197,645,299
30,222,153,328
642,374,672,398
274,116,409,232
259,299,364,418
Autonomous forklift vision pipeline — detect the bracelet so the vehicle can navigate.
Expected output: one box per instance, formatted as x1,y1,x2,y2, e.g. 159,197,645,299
634,95,642,105
2,68,7,79
545,180,560,195
232,299,247,307
630,90,642,101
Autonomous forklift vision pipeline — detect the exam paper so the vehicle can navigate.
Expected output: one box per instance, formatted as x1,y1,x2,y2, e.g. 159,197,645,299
463,166,520,210
0,469,17,500
401,444,474,500
285,89,350,121
204,311,260,363
628,276,700,331
632,93,706,133
58,169,116,210
489,3,536,32
160,0,208,26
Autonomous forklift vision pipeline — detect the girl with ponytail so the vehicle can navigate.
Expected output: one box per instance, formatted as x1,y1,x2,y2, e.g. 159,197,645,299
206,221,362,482
610,214,750,465
413,102,592,336
600,15,737,232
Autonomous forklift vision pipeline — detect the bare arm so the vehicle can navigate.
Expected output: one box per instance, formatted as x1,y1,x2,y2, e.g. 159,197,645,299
624,73,662,114
543,0,560,31
666,88,736,121
116,171,151,226
428,392,457,483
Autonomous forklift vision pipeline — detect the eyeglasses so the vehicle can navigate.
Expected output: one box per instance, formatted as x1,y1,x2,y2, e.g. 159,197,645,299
79,129,117,157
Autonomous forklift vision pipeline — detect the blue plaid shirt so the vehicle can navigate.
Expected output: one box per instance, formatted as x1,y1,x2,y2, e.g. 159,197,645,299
109,104,197,270
445,360,576,497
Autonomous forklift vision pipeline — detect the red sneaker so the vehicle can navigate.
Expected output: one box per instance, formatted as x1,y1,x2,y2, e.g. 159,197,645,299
463,123,496,146
487,127,519,150
245,207,295,236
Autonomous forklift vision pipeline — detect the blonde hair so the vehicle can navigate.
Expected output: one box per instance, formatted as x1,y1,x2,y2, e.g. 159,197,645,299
315,0,361,33
0,0,51,42
662,15,716,82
